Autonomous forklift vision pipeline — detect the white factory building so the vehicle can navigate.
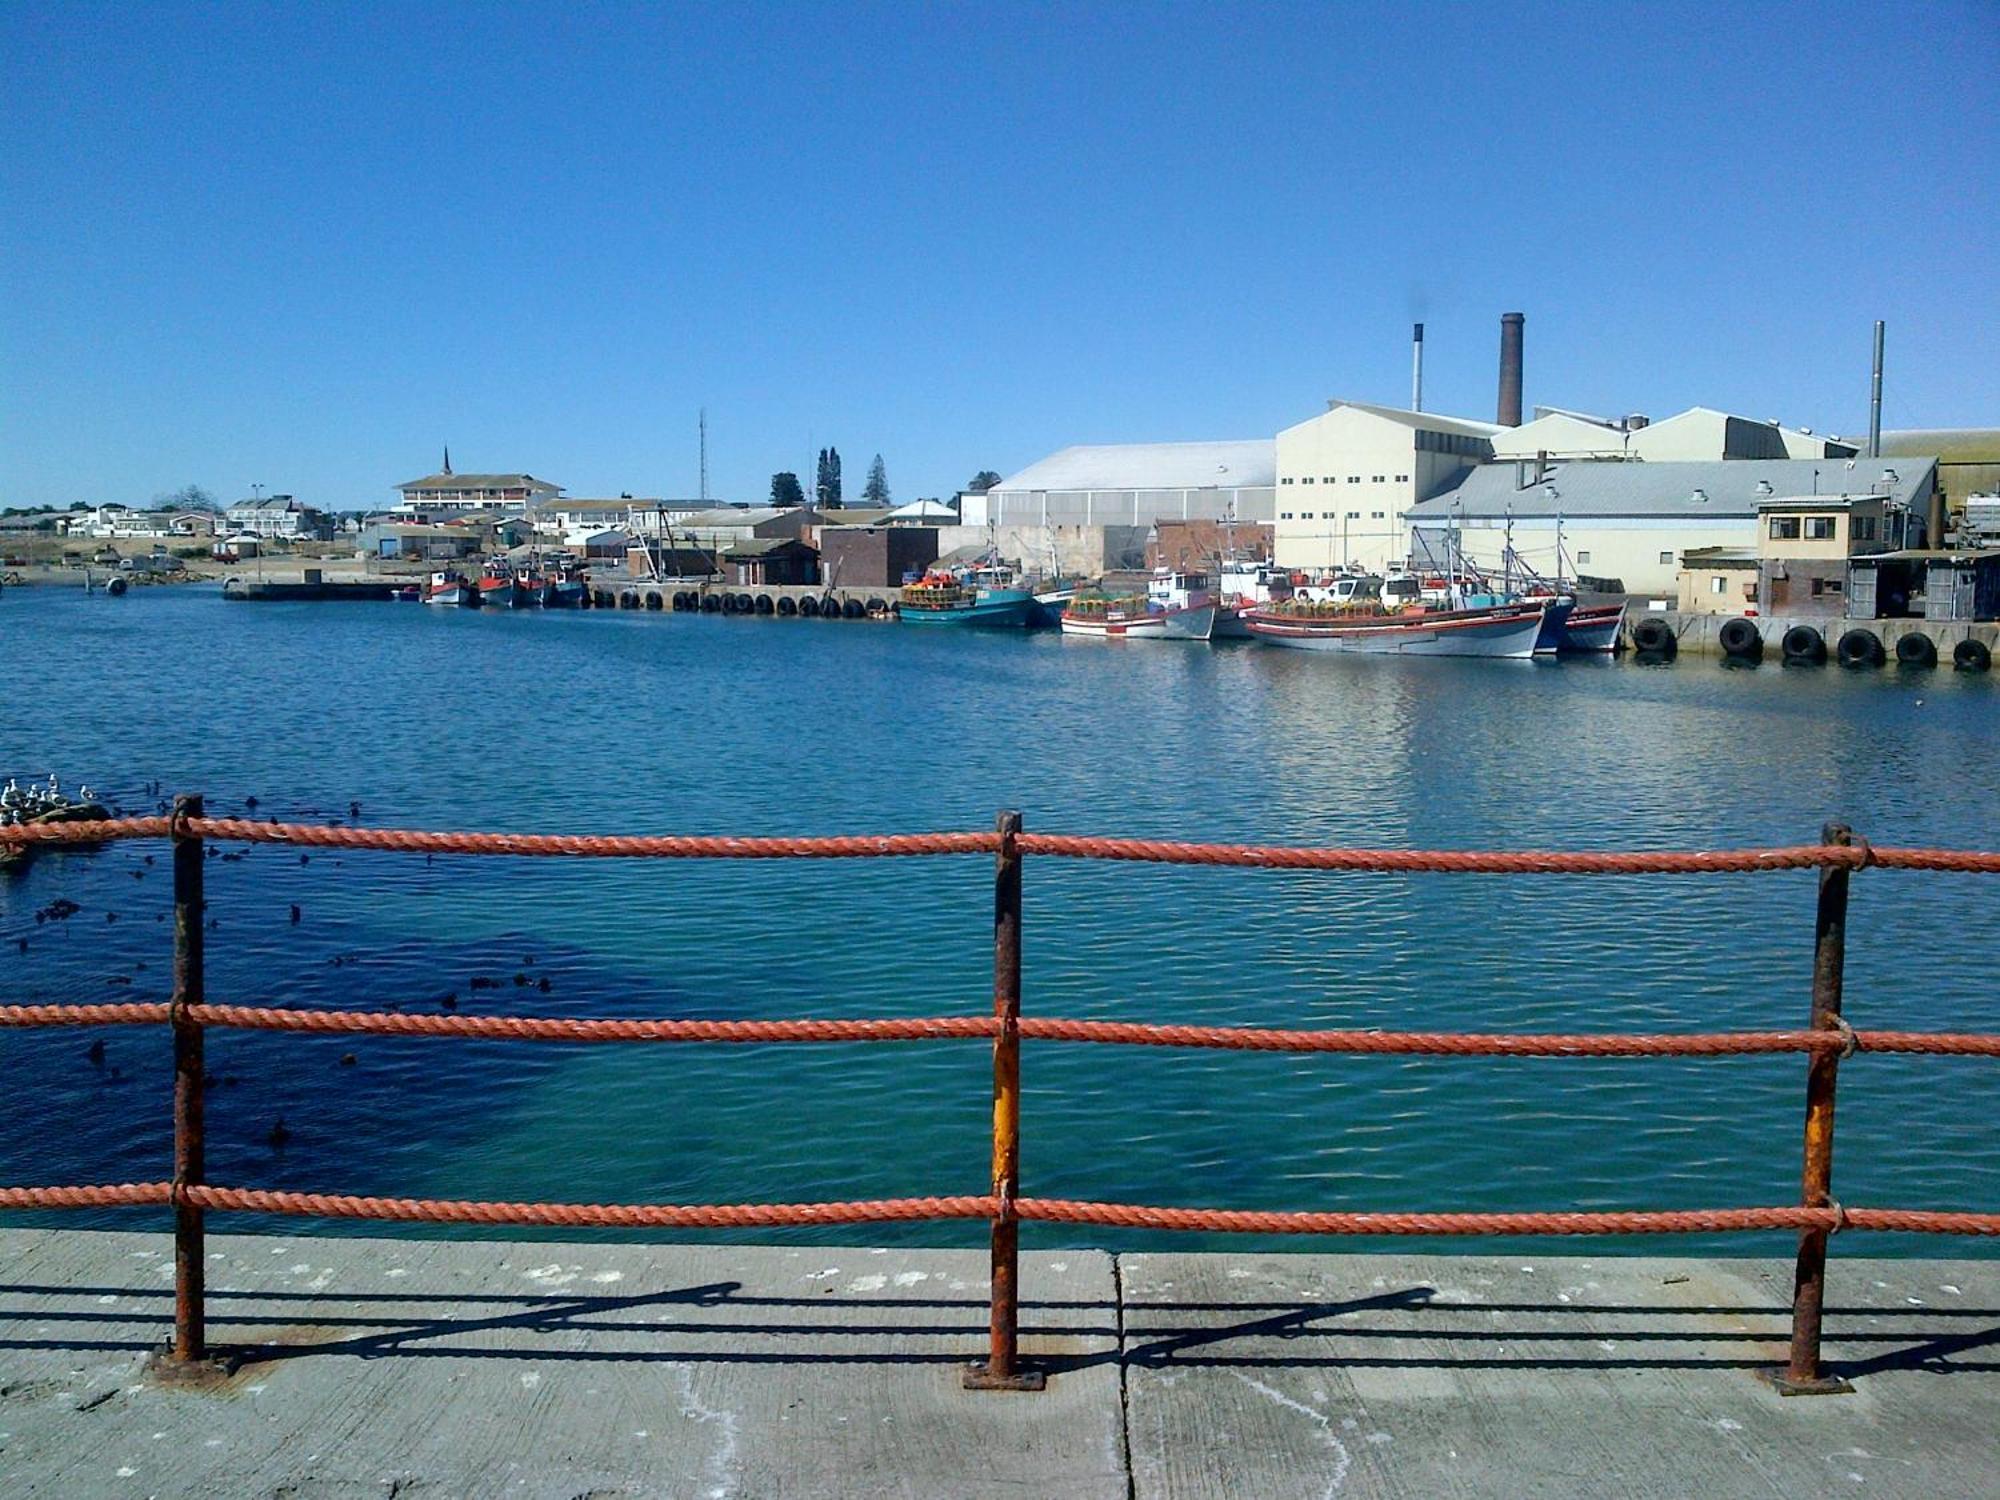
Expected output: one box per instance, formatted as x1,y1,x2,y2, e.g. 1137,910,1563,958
1273,401,1503,574
966,440,1275,530
1405,456,1936,598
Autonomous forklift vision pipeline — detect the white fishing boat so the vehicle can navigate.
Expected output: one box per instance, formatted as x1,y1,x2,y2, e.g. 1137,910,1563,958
1244,598,1548,658
1215,557,1291,639
422,569,478,607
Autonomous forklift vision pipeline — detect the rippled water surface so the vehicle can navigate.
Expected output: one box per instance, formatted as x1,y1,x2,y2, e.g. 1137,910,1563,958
3,585,1995,1256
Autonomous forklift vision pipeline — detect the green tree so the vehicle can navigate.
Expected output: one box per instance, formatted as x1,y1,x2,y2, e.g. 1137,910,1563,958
863,454,889,506
815,447,843,509
966,470,1002,494
155,484,217,511
770,472,806,507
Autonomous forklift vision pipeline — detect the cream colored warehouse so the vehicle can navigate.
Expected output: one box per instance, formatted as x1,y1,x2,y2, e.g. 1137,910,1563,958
1406,457,1934,597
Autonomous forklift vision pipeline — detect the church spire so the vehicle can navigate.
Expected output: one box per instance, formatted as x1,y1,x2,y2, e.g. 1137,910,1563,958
442,445,452,476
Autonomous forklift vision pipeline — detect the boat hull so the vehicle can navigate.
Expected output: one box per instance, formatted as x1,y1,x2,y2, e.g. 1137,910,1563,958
1560,603,1626,653
1211,605,1256,639
1532,598,1577,654
423,585,477,608
541,581,586,608
900,590,1035,627
1060,610,1166,639
478,582,532,610
1245,604,1547,658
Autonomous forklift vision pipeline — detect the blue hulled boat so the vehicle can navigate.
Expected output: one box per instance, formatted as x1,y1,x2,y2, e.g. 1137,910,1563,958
899,565,1035,628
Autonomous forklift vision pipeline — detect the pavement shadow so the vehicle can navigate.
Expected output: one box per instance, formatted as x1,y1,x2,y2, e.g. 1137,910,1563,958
4,1279,1996,1379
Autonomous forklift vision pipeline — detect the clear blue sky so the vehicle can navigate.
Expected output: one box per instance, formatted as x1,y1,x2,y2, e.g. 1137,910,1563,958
4,1,1995,511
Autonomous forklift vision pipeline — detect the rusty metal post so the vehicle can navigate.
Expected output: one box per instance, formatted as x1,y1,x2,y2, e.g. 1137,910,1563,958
966,810,1042,1390
1769,821,1857,1395
169,794,207,1365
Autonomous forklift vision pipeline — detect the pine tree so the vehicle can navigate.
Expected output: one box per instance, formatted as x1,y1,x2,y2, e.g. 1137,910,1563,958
770,472,805,507
815,448,843,509
863,454,889,506
966,471,1002,494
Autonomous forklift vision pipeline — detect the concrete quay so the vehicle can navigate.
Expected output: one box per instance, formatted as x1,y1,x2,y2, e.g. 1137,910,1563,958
1639,610,1999,660
2,1230,1996,1498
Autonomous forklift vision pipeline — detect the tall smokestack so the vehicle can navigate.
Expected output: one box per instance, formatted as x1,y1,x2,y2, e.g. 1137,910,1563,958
1411,323,1424,412
1498,312,1525,427
1868,319,1885,458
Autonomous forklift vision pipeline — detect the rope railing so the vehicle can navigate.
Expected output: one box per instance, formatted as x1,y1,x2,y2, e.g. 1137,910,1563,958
2,798,1996,1396
8,1001,2000,1058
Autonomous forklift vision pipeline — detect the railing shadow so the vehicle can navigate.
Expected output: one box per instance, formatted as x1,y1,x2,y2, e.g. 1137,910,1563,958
4,1278,1997,1379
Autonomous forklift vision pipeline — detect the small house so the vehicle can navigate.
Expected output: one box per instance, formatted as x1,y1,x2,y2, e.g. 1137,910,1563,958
723,537,819,586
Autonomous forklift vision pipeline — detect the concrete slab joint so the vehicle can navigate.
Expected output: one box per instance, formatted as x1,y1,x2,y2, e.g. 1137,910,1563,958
1,1230,1995,1498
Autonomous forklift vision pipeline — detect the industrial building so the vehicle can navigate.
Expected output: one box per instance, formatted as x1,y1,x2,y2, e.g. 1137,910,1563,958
1878,430,2000,522
1486,408,1858,463
1408,456,1937,597
1273,402,1500,574
966,441,1276,530
394,469,562,518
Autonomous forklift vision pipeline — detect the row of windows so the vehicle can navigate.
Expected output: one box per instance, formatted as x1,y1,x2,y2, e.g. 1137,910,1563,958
1414,430,1493,457
1280,474,1410,486
1769,516,1840,540
1277,511,1391,522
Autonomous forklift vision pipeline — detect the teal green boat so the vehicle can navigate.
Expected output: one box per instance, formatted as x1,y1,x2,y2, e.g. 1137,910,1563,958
899,566,1035,628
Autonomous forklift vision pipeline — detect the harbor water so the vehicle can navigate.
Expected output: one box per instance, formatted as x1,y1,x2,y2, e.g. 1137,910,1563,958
3,585,1996,1256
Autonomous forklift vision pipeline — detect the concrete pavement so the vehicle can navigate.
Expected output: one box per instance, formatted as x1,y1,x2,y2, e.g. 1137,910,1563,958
0,1230,1994,1498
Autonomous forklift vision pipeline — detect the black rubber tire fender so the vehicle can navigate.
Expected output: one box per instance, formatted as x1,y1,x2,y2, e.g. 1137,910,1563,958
1718,618,1762,660
1780,625,1826,664
799,596,819,617
754,594,775,615
777,595,798,617
700,593,720,613
1630,616,1676,657
1836,628,1885,668
1952,638,1991,672
1894,631,1936,668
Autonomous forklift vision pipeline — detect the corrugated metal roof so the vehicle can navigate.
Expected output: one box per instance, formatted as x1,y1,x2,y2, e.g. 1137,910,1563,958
1878,430,2000,463
396,473,561,492
995,440,1274,493
1323,400,1502,438
1410,457,1939,521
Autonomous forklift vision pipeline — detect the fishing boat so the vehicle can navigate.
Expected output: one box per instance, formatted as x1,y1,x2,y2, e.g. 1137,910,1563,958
1244,598,1548,658
390,585,420,602
1059,594,1166,639
477,562,533,610
422,570,479,607
898,564,1036,627
540,564,588,609
1214,557,1291,639
1557,600,1626,653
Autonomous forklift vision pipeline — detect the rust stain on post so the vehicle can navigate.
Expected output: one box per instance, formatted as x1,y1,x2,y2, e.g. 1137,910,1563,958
1775,820,1856,1395
170,794,206,1364
966,810,1042,1389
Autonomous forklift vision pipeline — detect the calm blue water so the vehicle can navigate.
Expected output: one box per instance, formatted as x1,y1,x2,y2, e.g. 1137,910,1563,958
3,584,1996,1256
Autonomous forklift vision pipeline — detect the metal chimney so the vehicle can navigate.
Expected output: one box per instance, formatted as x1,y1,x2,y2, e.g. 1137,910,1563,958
1868,319,1885,458
1498,312,1525,427
1411,323,1424,412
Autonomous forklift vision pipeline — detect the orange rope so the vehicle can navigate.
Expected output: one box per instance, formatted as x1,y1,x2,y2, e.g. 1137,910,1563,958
4,813,1997,874
5,1003,1999,1058
5,1183,1993,1236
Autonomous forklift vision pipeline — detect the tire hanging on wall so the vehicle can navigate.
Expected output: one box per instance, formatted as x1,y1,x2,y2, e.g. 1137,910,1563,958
1780,625,1826,664
1630,616,1676,658
1836,628,1885,668
1952,637,1991,672
1717,618,1763,661
1894,631,1936,668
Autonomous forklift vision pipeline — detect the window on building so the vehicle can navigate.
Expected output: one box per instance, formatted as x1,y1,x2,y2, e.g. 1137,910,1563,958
1302,476,1314,484
1710,576,1727,594
1805,517,1836,540
1280,512,1294,521
1346,511,1360,520
1372,475,1386,483
1347,476,1361,484
1811,576,1844,596
1371,510,1385,519
1659,551,1673,566
1769,517,1801,539
1853,516,1876,541
1576,551,1591,564
1323,476,1335,484
1281,477,1293,485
